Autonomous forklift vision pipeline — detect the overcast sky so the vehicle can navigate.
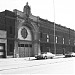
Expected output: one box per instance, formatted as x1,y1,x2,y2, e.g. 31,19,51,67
0,0,75,30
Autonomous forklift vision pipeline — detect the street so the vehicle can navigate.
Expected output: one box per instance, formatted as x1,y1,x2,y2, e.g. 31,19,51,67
0,57,75,74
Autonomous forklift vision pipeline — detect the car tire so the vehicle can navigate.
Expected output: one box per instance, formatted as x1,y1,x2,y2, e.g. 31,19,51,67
50,57,53,59
37,58,39,60
44,56,47,59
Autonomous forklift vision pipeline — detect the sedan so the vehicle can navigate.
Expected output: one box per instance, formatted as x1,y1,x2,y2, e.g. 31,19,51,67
65,52,75,57
35,52,55,59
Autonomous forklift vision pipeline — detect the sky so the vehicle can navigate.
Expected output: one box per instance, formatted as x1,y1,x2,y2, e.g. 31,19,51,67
0,0,75,30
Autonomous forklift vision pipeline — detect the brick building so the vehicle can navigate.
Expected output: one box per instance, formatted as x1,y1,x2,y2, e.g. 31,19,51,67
0,2,75,58
0,10,15,58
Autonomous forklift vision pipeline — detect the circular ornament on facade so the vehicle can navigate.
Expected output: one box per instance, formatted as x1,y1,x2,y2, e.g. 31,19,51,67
21,28,28,39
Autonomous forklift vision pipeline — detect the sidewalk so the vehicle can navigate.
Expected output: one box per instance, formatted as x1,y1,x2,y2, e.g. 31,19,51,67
0,55,65,62
54,54,65,58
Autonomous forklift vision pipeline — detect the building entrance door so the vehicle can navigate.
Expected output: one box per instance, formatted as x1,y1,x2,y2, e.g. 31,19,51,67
18,44,32,57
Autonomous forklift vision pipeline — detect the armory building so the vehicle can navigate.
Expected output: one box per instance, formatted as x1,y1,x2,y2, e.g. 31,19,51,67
0,2,75,58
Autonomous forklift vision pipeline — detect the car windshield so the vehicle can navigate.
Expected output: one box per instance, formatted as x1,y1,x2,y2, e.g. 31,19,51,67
47,52,51,53
41,52,46,54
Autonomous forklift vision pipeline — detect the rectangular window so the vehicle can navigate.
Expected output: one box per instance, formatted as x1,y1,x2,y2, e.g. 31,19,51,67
63,38,64,44
18,44,24,47
0,46,3,50
47,34,49,42
47,34,49,38
47,39,49,42
20,44,24,47
25,44,28,47
56,36,57,43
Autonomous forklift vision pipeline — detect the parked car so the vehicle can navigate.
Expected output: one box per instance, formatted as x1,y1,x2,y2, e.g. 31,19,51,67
65,52,75,57
35,52,55,59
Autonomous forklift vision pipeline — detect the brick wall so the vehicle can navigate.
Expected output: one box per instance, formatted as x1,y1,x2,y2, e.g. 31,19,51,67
1,10,16,56
39,17,75,53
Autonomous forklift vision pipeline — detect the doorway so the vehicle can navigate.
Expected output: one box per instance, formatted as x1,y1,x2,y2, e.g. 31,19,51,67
18,44,32,57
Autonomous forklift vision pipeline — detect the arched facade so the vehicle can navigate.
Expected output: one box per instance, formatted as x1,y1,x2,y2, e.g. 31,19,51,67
14,3,40,57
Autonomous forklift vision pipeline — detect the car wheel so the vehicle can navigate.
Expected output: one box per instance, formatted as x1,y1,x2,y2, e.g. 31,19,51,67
37,58,39,60
50,57,53,59
44,56,47,59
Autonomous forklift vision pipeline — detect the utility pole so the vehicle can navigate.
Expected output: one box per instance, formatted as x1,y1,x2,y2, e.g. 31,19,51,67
53,0,56,54
29,45,30,60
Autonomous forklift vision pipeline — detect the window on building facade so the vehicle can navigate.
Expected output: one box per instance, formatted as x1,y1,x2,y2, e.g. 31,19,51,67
56,36,57,43
69,39,70,45
25,44,28,47
63,38,64,44
20,44,24,47
47,34,49,42
47,34,49,38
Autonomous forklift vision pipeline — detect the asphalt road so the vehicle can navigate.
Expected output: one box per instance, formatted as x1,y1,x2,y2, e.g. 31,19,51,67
0,57,75,74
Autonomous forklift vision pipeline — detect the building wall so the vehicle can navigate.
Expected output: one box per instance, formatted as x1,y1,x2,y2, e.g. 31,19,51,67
0,10,16,56
0,13,5,30
38,18,75,54
0,30,7,58
5,10,15,56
